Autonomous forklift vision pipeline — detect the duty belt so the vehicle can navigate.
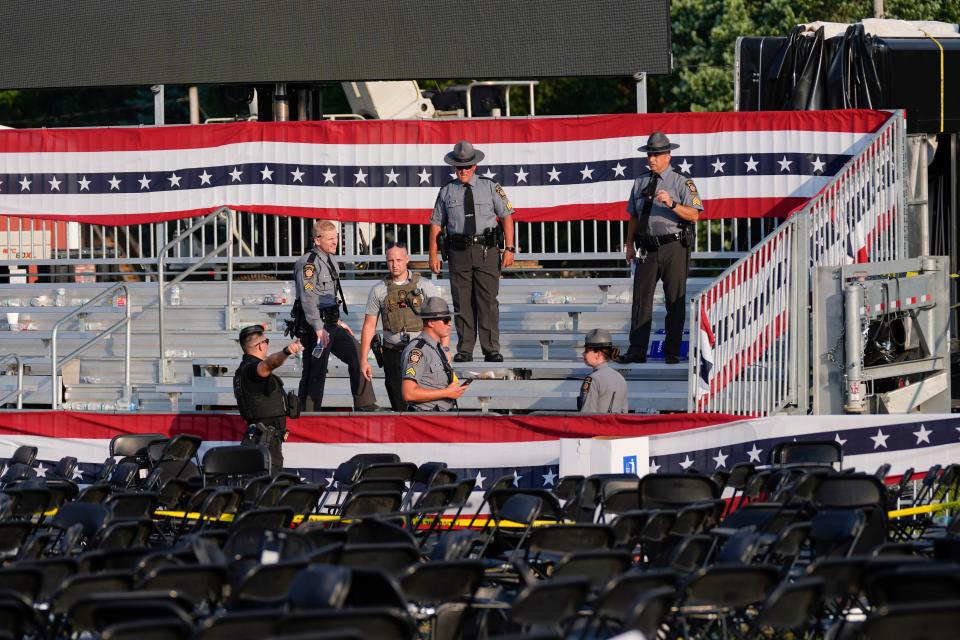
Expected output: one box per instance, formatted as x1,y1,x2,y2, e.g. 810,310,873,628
450,229,496,247
634,231,684,249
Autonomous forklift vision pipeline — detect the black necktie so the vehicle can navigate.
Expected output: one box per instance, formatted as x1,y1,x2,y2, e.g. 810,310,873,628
325,254,348,315
640,173,659,236
463,184,476,236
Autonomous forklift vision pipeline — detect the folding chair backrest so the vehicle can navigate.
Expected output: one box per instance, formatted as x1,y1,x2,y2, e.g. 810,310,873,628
814,474,887,509
639,473,719,509
349,453,401,465
770,440,842,467
109,434,167,459
9,445,37,466
495,493,543,525
359,462,418,482
286,564,353,610
202,445,268,484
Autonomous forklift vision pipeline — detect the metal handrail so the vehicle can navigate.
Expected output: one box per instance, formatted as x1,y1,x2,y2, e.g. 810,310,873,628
466,80,539,117
0,354,24,409
50,283,132,409
157,206,239,382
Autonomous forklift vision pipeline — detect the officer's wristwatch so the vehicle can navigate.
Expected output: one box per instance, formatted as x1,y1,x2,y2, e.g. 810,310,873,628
668,201,677,210
282,346,292,356
504,246,516,253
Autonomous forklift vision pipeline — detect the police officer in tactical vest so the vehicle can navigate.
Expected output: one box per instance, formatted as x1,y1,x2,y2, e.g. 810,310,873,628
401,297,468,411
359,243,445,411
428,140,516,363
293,220,379,412
233,324,303,475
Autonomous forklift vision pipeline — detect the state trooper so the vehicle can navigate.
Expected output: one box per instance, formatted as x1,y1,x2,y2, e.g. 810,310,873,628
359,242,446,411
428,140,516,363
618,132,703,365
579,329,628,413
233,324,303,474
401,297,468,411
293,220,378,411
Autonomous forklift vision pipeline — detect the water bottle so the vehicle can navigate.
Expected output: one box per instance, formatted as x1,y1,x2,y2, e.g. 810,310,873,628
312,342,325,359
529,291,543,304
81,376,102,384
128,388,140,412
282,282,293,304
168,284,182,306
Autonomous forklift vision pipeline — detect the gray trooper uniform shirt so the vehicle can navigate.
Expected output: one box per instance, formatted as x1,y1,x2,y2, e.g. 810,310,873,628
294,249,339,331
627,165,704,235
365,276,442,348
578,363,628,413
401,332,455,411
429,174,514,233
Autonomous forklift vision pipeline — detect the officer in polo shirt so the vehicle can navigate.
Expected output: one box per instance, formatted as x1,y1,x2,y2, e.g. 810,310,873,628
579,329,628,413
359,242,445,411
428,140,516,364
619,132,703,365
401,297,467,411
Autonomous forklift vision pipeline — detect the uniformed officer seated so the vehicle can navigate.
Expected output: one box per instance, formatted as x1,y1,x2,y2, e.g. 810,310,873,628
579,329,629,413
359,242,446,411
401,297,468,411
233,325,303,474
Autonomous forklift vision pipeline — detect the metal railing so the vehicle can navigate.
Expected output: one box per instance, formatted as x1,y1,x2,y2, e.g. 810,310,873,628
688,110,906,416
50,283,132,409
157,206,240,383
0,354,24,409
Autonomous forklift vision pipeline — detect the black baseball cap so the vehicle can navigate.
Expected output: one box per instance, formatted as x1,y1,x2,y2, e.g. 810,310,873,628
239,324,265,342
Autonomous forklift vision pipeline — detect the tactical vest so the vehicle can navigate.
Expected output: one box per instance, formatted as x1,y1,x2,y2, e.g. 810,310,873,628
382,272,425,333
233,355,287,424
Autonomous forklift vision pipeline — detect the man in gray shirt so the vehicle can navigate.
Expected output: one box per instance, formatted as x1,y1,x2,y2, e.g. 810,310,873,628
359,242,445,411
293,220,378,411
619,132,704,365
579,329,628,413
401,297,467,411
428,140,516,363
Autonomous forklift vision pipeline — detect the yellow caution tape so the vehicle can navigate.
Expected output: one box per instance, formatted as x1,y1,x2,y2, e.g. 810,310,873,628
888,499,960,519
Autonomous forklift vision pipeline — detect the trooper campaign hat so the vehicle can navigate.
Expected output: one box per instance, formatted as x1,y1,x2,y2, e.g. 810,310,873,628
239,324,265,343
638,131,680,153
444,140,486,167
584,328,615,349
416,296,453,320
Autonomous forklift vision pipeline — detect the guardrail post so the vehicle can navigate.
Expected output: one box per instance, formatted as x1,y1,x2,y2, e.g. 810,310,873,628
226,208,235,330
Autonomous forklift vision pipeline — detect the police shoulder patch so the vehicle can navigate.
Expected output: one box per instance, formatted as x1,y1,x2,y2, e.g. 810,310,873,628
408,348,423,364
686,179,698,194
581,376,593,393
494,183,513,210
405,367,417,376
303,263,316,279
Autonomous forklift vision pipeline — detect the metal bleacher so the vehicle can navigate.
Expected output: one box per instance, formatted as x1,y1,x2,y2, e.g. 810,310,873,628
0,277,707,414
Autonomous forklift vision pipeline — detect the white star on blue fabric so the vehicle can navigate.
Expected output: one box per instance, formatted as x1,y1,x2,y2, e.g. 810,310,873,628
744,157,759,172
870,428,890,449
746,443,763,463
354,169,367,184
138,175,151,190
679,455,695,470
291,167,305,183
474,471,486,488
547,167,561,182
649,459,661,474
677,159,693,174
580,165,594,181
35,463,47,477
71,466,84,480
260,166,274,181
913,424,932,445
229,167,243,182
384,169,399,185
712,450,728,469
835,433,847,447
417,169,431,184
514,167,529,183
811,157,826,173
323,169,336,184
19,176,31,191
48,176,62,191
778,156,793,172
481,169,497,180
612,163,627,177
512,470,523,486
198,170,212,185
541,468,557,486
78,176,91,191
711,158,725,174
168,173,182,188
108,175,121,191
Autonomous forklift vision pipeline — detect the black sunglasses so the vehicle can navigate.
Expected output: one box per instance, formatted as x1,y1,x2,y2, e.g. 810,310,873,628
255,338,270,347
